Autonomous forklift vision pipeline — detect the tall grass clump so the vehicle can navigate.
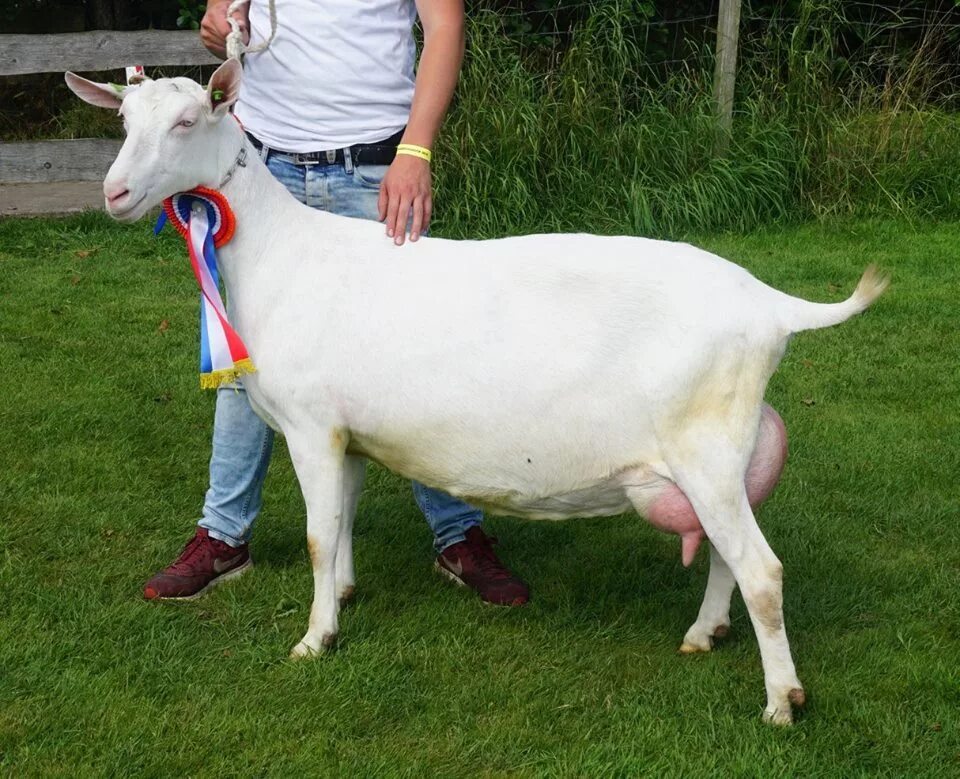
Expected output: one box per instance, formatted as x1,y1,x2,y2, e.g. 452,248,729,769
433,0,960,239
742,0,960,220
435,4,801,239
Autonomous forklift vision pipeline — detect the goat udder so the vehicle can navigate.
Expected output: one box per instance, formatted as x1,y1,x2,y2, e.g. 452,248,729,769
645,488,706,566
644,404,788,566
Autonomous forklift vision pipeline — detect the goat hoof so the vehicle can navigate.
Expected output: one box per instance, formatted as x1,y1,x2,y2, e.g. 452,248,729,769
289,641,318,660
762,706,794,726
289,632,337,659
762,687,806,726
678,640,711,654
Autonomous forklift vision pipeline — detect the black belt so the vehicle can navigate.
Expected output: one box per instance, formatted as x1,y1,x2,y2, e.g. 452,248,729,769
245,129,403,166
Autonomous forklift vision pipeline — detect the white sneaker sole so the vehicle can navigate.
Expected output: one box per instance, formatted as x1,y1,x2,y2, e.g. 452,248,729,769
434,559,467,588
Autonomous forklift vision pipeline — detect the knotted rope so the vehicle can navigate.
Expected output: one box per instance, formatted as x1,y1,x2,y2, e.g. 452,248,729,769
225,0,277,60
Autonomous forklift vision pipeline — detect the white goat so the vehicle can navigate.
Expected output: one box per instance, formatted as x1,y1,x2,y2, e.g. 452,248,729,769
67,60,887,725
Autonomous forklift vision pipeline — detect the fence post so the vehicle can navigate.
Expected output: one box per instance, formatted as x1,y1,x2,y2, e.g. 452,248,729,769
713,0,741,153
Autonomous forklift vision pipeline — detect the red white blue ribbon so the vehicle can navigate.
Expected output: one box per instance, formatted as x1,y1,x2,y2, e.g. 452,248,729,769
156,188,254,389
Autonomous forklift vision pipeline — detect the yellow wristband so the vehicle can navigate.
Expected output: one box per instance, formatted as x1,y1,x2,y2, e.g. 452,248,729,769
395,144,432,163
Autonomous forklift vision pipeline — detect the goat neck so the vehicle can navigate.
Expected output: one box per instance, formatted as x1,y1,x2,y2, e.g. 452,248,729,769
211,122,301,287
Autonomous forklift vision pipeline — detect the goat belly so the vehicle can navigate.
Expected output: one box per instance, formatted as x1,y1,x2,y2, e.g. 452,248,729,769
467,482,636,520
353,404,787,568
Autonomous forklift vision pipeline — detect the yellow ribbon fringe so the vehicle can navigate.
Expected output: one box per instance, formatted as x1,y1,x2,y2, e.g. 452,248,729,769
199,358,256,390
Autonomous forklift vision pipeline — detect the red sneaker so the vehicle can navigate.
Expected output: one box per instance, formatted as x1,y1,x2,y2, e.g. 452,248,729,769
435,526,529,606
143,527,251,600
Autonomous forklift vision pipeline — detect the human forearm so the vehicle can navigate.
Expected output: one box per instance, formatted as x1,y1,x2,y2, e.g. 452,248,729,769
379,0,464,244
402,2,465,148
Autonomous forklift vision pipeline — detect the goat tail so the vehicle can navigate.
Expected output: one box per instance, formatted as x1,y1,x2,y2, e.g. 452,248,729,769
781,264,890,334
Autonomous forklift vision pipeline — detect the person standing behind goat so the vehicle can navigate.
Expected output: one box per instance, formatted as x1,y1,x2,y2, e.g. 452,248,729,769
143,0,529,607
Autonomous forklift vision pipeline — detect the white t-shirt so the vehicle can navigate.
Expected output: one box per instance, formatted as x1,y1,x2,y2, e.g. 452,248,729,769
235,0,418,152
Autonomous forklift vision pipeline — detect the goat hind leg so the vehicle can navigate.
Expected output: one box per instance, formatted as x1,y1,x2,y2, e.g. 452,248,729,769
671,456,804,725
679,404,787,653
679,542,737,654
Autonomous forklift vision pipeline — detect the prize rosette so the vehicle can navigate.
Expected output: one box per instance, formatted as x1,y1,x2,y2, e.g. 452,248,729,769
156,188,253,388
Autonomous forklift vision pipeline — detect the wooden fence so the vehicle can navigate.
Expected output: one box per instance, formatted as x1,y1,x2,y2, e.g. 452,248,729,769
0,30,219,216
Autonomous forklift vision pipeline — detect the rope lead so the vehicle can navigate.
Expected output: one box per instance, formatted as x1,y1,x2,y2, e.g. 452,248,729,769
225,0,277,61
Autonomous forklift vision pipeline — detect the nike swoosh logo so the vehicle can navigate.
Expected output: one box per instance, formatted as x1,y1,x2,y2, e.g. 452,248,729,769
445,558,463,577
213,554,244,574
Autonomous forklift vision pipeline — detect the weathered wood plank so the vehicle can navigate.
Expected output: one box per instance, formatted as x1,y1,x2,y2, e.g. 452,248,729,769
0,182,104,217
0,30,220,76
1,139,122,184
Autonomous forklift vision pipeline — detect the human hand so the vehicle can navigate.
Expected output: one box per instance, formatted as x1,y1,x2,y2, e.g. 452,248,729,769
201,0,250,59
378,154,432,245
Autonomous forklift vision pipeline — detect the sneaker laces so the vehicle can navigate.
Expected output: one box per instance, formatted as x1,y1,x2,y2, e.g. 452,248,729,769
167,532,220,575
466,531,514,582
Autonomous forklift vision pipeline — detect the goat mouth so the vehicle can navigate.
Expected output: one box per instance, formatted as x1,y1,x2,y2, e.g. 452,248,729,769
107,194,148,221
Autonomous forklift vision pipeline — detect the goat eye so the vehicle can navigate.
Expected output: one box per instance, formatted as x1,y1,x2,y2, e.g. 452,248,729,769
178,119,195,128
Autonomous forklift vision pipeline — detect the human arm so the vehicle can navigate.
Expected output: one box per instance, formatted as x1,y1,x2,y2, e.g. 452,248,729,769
379,0,465,244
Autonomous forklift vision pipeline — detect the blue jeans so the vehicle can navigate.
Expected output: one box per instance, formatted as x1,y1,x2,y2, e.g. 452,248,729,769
199,142,483,552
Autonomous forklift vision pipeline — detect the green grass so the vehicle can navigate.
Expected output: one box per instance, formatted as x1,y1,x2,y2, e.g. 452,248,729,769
0,211,957,776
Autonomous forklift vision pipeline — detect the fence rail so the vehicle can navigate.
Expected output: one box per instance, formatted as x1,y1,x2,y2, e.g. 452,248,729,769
2,139,123,184
1,30,218,216
0,30,218,77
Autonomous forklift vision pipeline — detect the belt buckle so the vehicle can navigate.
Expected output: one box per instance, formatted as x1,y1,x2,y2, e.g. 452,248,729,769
291,149,340,166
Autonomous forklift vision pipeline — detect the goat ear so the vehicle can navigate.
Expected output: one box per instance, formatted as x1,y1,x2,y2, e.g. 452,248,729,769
64,72,126,109
207,58,242,118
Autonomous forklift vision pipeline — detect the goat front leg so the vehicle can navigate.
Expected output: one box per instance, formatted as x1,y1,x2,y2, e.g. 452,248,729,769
336,455,366,608
287,427,346,659
679,542,737,653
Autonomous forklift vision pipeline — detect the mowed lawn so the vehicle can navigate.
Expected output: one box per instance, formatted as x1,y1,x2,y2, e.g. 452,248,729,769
0,212,957,776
